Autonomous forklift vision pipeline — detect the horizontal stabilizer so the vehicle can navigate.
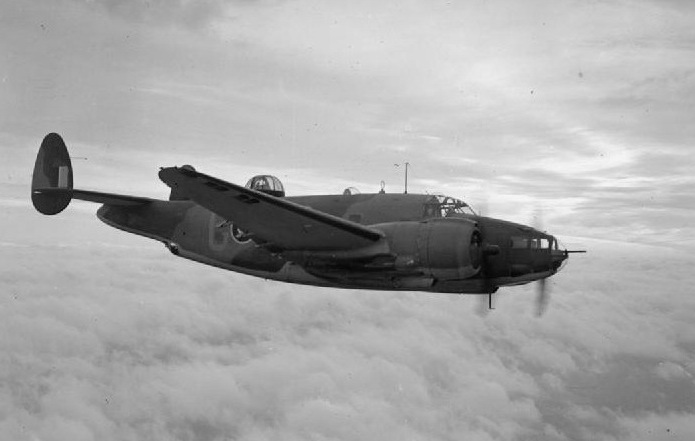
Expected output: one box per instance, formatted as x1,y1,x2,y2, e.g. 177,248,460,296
33,188,155,206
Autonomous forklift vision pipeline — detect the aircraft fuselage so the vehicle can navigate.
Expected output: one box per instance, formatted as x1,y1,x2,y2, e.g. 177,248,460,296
96,193,566,294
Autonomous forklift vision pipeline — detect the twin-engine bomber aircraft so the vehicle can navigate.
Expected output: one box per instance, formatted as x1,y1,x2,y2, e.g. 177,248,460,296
31,133,584,314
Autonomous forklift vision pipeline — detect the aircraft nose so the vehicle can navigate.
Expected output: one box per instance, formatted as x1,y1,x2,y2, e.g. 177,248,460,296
548,235,568,272
550,249,568,272
549,236,586,272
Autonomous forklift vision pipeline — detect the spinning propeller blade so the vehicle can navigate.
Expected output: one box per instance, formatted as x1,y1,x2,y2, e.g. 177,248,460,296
536,277,549,317
533,206,551,317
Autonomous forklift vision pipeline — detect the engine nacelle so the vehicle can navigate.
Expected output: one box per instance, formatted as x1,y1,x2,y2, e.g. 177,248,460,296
375,218,482,280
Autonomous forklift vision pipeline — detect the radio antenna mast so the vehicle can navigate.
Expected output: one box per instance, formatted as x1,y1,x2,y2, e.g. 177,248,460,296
394,162,410,194
404,162,409,194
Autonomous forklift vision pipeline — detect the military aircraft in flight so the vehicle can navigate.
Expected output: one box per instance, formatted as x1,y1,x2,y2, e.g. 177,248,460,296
31,133,584,314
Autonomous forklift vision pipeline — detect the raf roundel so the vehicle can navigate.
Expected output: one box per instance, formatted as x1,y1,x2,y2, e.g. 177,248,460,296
230,224,251,244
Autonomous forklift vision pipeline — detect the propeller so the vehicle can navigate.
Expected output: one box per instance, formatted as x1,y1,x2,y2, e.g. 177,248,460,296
532,206,544,233
476,237,500,317
473,203,574,317
533,206,550,317
536,277,549,317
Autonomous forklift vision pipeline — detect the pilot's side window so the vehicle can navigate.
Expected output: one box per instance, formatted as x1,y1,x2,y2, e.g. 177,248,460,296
512,236,551,250
423,205,439,218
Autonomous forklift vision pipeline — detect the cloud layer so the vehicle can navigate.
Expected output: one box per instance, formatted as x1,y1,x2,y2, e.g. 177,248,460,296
2,1,695,439
1,203,694,440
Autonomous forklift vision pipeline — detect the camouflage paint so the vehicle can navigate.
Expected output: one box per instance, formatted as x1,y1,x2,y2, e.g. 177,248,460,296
33,133,572,295
94,193,566,293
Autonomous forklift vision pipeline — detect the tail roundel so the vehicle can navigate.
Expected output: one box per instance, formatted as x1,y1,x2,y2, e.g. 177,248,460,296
31,133,73,215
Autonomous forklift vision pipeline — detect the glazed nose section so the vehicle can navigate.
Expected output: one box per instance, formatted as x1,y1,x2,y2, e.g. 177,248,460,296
547,235,568,272
549,235,586,272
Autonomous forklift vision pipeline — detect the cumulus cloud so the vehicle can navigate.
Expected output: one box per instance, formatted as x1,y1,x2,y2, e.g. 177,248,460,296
2,199,695,441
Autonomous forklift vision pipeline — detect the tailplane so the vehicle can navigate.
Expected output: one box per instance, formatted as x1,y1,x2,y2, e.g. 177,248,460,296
31,133,158,215
31,133,73,215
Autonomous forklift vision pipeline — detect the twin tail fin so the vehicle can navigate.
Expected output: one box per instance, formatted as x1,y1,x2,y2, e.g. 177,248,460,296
31,133,73,214
31,133,155,215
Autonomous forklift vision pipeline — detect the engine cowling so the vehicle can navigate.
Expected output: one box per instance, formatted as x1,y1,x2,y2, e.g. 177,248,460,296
375,218,482,280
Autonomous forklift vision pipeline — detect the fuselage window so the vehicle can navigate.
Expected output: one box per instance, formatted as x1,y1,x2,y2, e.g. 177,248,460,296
512,236,552,250
511,236,529,248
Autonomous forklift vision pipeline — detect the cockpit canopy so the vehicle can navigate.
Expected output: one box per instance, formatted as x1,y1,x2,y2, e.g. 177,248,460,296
245,175,285,197
423,195,476,218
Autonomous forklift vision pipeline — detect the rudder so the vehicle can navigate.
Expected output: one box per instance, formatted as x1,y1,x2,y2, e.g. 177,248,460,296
31,133,73,215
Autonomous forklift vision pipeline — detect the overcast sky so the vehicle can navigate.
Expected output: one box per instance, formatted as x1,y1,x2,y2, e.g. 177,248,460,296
2,0,695,440
2,0,695,245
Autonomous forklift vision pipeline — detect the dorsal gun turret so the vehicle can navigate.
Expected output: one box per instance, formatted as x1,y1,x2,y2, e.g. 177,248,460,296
245,175,285,197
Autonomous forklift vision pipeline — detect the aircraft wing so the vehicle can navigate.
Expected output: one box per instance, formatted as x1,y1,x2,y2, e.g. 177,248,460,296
158,167,383,251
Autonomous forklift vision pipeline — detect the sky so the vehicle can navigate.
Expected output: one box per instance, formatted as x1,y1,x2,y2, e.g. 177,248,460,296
2,0,695,440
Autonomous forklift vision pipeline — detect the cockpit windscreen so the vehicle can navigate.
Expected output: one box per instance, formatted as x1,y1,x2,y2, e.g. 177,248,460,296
423,195,476,218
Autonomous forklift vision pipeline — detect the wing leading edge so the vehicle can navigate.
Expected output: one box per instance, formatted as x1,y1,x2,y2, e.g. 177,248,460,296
158,167,383,252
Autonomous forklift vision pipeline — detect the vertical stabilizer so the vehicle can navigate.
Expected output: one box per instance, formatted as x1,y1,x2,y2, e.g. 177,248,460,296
31,133,73,215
